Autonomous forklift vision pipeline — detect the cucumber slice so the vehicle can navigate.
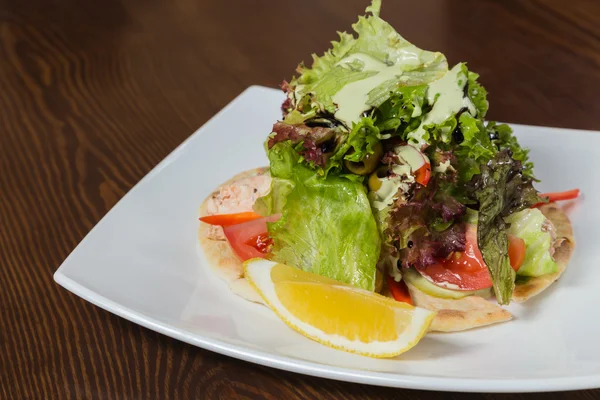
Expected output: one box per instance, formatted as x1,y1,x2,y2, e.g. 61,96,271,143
402,268,493,300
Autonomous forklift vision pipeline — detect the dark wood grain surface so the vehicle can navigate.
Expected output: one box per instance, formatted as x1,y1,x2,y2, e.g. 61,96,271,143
1,0,599,398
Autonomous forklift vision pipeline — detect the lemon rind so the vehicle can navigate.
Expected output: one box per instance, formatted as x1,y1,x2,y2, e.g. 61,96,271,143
244,259,435,358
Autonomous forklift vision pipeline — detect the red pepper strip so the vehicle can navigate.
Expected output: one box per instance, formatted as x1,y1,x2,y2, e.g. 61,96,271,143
414,163,431,186
386,276,413,305
534,189,580,207
199,211,263,227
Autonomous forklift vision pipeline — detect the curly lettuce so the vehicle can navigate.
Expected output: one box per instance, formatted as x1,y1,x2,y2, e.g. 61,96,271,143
466,70,489,118
291,0,447,121
487,122,534,178
373,85,428,134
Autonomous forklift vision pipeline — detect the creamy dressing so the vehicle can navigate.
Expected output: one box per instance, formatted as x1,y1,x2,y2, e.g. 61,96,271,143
433,159,451,173
372,162,413,211
390,262,403,282
331,54,405,127
295,56,474,142
372,143,432,210
408,64,476,147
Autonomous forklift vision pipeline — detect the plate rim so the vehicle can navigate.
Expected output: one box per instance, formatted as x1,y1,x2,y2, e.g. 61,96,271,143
54,270,600,393
54,85,600,393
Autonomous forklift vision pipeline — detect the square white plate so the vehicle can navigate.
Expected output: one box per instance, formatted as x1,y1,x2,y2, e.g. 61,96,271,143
55,86,600,393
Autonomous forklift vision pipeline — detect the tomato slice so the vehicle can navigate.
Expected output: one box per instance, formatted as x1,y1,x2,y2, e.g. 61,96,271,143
508,235,526,272
244,233,273,254
414,163,431,186
418,227,527,290
534,189,580,207
222,215,280,261
387,276,413,305
199,211,262,227
417,224,493,291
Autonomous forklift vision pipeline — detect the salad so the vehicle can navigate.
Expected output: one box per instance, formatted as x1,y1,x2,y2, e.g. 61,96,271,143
199,0,576,357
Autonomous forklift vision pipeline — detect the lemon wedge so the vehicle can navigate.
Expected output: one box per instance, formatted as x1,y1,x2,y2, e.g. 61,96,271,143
244,258,435,358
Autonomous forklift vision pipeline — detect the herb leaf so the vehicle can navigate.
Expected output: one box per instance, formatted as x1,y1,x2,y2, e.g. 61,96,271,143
468,150,543,304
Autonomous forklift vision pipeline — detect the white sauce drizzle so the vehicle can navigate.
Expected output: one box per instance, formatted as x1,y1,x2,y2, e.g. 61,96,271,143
331,54,404,127
408,64,476,147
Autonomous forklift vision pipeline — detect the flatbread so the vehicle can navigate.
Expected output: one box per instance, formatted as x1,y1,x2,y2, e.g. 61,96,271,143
512,203,575,302
406,202,574,332
405,282,512,332
199,170,575,330
198,167,269,304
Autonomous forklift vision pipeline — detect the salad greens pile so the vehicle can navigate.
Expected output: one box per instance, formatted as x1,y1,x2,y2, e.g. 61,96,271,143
256,0,555,305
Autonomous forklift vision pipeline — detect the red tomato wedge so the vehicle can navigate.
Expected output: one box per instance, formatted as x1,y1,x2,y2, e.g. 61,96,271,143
417,224,492,290
535,189,580,207
508,235,526,272
222,215,280,261
414,163,431,186
418,227,527,290
387,276,413,305
199,211,263,227
245,233,273,254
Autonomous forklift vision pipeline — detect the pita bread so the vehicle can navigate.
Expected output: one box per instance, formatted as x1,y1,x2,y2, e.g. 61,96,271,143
199,170,575,330
198,167,269,304
405,282,512,332
406,202,574,332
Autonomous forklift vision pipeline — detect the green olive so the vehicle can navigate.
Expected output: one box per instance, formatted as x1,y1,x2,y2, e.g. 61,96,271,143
368,166,390,192
343,142,384,176
368,172,382,192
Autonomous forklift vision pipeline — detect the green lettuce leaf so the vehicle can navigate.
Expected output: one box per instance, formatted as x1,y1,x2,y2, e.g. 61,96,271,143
505,209,558,277
467,150,543,304
262,142,381,290
423,114,458,145
453,115,535,183
455,113,496,182
253,178,294,216
267,138,301,178
254,142,300,215
466,70,489,118
374,85,428,134
405,63,472,147
292,0,447,119
343,117,381,162
311,116,382,177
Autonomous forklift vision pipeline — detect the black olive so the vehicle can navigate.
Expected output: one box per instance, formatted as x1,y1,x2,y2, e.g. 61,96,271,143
320,139,336,153
452,126,464,144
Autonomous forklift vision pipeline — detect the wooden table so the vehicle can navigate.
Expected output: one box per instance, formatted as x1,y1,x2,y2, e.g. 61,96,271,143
1,0,599,398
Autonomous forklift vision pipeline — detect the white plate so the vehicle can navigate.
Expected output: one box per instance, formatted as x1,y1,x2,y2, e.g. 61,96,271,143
55,86,600,393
